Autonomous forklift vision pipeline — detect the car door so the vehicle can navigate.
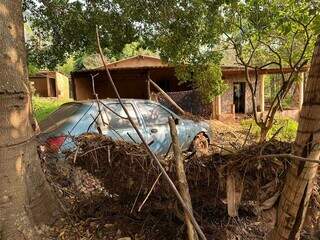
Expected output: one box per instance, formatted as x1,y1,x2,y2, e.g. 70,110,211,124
136,101,183,154
99,102,146,144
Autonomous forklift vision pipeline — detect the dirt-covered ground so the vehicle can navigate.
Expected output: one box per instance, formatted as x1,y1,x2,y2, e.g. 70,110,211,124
210,120,255,151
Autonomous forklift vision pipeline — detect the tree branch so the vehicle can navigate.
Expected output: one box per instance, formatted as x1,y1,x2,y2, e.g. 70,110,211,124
252,154,320,164
95,26,207,240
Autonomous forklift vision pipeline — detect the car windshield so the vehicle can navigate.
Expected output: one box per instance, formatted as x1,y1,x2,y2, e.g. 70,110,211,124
39,103,83,133
137,102,172,126
102,103,141,129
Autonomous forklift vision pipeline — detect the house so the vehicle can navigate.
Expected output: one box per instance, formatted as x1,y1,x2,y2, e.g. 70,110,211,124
71,55,308,120
29,71,70,99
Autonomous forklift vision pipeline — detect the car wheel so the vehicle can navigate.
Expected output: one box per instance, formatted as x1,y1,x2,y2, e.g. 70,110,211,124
191,132,209,157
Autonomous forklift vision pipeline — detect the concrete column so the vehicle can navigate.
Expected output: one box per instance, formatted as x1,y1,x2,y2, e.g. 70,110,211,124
298,72,304,110
259,74,265,113
214,95,221,119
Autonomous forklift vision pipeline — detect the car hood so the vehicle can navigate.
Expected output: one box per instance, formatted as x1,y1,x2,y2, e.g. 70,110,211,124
182,118,212,133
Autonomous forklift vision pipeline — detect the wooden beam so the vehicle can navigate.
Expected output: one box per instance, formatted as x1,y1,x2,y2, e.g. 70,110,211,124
148,78,185,115
146,72,151,100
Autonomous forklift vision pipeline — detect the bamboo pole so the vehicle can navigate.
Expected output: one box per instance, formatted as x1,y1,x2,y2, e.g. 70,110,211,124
148,78,185,115
95,27,207,240
169,118,198,240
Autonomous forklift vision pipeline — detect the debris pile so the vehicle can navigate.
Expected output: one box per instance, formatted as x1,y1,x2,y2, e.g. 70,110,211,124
41,133,320,239
72,133,291,217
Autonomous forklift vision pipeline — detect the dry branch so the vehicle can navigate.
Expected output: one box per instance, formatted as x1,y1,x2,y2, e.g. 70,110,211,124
253,154,320,164
242,124,252,147
71,133,292,220
95,26,207,240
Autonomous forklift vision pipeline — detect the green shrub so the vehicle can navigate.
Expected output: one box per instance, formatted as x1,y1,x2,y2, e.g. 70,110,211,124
32,97,70,122
241,116,298,142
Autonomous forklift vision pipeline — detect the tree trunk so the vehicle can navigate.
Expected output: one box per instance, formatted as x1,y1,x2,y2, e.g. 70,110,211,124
0,1,59,239
269,36,320,240
169,118,198,240
259,127,269,143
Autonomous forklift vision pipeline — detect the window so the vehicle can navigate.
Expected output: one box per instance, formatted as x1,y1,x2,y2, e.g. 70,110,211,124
137,102,172,126
103,103,140,129
40,103,82,132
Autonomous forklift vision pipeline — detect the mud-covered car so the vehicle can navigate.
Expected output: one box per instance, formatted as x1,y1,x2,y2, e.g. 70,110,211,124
38,99,212,155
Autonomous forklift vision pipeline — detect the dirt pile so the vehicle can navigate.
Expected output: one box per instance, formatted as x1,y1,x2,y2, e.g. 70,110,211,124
40,134,320,239
72,133,291,216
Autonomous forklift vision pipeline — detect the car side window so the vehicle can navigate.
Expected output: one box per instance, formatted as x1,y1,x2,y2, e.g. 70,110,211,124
137,102,172,126
102,103,141,129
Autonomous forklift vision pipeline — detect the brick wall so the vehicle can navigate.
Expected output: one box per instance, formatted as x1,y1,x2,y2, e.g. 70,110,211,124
157,75,263,118
157,90,214,118
221,75,262,114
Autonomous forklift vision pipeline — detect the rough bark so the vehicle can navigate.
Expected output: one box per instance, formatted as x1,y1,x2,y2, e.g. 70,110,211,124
270,36,320,239
0,1,59,239
259,127,269,143
169,118,198,240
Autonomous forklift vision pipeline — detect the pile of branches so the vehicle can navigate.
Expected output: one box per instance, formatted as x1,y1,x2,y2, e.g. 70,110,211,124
41,133,320,239
71,133,292,219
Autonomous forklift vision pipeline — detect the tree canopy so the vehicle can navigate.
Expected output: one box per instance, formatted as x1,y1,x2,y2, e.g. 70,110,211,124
222,0,320,142
24,0,227,65
114,0,231,101
24,0,320,102
223,0,320,69
24,0,138,69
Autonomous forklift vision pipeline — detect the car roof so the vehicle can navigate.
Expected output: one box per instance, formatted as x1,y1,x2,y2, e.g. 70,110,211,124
60,99,179,117
68,98,155,106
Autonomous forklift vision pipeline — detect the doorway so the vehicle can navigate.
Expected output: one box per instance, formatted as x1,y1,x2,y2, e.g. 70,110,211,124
233,82,246,113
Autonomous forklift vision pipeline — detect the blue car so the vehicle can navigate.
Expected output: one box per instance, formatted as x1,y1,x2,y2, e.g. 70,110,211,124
39,99,212,155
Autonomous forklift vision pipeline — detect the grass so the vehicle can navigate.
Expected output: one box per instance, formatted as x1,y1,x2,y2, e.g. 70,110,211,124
32,96,70,122
241,115,298,142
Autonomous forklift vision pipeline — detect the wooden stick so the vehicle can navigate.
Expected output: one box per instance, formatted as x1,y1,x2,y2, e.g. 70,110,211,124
242,123,252,148
252,153,320,164
73,146,79,164
226,169,242,218
147,71,151,100
148,78,185,115
269,126,284,141
95,27,207,240
169,118,198,240
90,73,105,125
226,170,237,217
130,181,143,214
211,141,234,153
138,172,162,212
